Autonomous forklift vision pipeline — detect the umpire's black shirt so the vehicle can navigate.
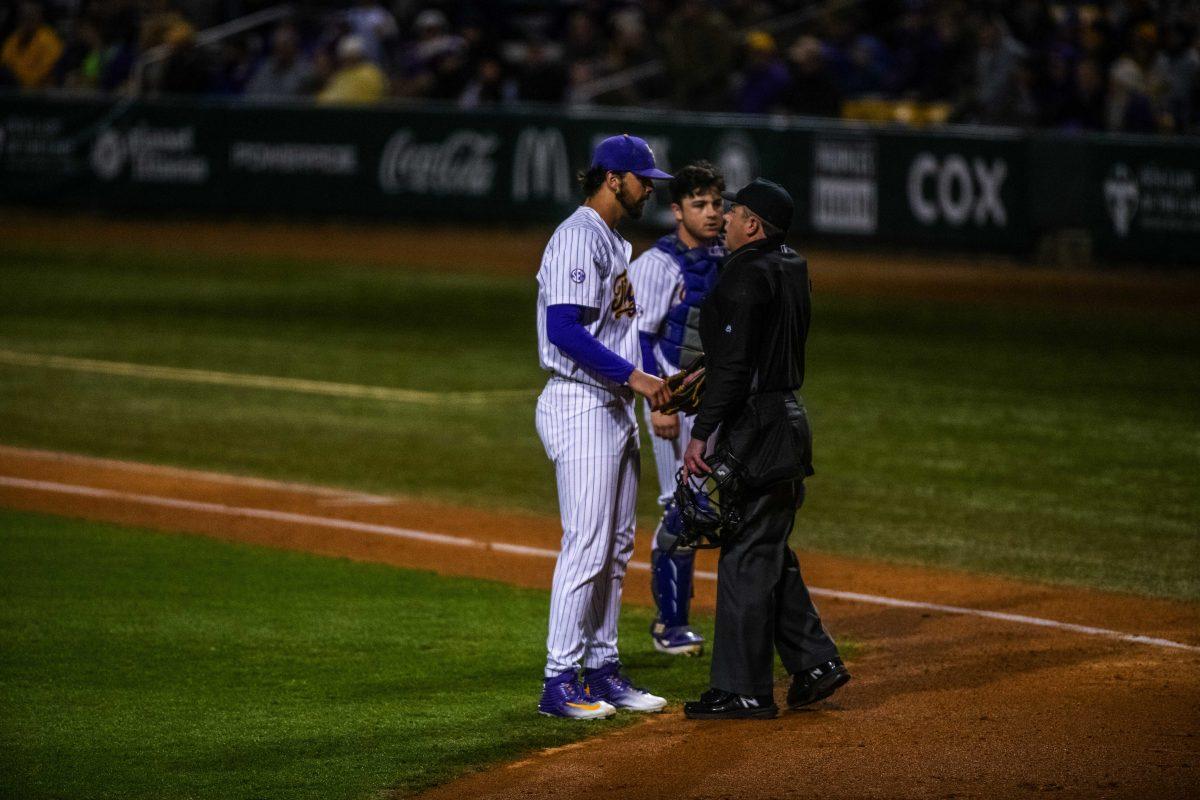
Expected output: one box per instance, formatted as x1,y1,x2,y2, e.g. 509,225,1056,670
691,234,811,443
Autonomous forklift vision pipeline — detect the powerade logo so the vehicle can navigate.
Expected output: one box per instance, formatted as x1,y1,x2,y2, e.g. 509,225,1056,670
906,153,1007,227
378,129,497,196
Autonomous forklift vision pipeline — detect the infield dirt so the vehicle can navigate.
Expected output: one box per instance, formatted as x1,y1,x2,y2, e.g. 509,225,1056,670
1,445,1197,800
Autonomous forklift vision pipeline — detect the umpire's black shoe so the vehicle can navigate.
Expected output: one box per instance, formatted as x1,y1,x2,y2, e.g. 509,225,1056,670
786,658,851,709
683,688,778,720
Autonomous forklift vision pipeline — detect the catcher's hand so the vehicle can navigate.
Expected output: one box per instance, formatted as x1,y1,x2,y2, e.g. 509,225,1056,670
654,359,706,415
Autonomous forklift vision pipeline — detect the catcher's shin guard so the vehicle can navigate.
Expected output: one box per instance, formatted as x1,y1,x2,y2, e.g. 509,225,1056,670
650,546,696,629
649,546,703,655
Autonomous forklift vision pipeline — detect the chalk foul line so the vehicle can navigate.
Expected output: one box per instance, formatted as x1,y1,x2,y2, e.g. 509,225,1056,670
0,349,534,406
2,475,1197,653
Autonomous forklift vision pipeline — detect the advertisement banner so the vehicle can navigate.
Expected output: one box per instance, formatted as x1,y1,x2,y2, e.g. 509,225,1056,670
878,133,1029,250
2,94,1197,263
1090,140,1200,262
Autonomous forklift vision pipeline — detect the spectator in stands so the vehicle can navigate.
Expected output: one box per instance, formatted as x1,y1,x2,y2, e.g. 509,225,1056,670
344,0,397,67
565,58,596,107
919,8,973,103
244,23,314,99
1106,53,1157,133
55,16,106,90
396,8,466,99
563,10,604,67
317,33,385,104
784,35,841,117
1036,44,1079,128
459,54,516,107
1061,57,1107,131
734,31,790,114
1155,23,1199,133
592,8,658,106
89,0,139,92
971,15,1030,124
213,37,256,95
664,0,734,111
517,38,567,104
159,21,212,95
1,1,64,89
842,33,890,98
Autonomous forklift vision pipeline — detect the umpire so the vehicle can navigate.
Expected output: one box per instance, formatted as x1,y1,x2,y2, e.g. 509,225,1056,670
680,178,849,720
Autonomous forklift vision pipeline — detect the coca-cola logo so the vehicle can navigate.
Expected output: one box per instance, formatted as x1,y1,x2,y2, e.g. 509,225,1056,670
378,129,498,196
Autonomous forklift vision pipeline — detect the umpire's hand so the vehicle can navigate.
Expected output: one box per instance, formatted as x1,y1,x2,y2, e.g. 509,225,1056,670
628,369,671,409
683,437,710,477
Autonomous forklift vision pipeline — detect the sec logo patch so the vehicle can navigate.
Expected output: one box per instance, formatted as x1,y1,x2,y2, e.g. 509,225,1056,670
570,269,586,284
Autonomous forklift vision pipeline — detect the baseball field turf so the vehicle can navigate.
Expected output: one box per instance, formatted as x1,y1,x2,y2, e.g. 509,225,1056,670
0,236,1197,799
0,508,722,800
1,243,1196,598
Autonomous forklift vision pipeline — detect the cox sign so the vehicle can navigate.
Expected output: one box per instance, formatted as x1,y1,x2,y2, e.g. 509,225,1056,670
906,153,1008,227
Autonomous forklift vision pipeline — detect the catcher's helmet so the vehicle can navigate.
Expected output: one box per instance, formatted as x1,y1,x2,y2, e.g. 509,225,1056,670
672,454,745,550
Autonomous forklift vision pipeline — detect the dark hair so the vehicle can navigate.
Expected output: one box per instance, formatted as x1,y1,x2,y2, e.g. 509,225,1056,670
578,166,622,198
669,160,724,205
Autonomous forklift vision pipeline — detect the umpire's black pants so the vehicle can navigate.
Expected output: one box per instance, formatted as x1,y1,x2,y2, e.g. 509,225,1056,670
710,479,841,697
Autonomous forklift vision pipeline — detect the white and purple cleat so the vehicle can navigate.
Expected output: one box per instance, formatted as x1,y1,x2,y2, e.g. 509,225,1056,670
582,662,667,712
538,670,616,719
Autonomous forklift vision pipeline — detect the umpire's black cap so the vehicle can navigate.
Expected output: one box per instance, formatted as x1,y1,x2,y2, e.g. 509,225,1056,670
722,178,794,233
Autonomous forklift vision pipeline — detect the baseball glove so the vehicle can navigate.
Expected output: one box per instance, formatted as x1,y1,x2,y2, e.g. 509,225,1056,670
656,355,706,415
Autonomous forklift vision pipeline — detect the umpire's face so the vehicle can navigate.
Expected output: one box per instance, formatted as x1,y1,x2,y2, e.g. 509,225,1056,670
724,204,752,251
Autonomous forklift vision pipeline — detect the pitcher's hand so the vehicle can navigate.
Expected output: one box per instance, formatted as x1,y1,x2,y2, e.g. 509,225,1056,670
628,369,671,408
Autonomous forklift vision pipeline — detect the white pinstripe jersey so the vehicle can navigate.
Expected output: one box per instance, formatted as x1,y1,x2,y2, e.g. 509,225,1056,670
628,246,683,373
536,206,639,389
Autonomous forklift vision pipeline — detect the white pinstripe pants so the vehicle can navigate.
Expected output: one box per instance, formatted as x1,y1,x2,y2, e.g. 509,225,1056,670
641,399,695,509
536,377,640,677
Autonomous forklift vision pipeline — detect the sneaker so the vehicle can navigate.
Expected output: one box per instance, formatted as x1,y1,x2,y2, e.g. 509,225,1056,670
650,621,704,656
538,670,616,719
683,688,778,720
786,658,851,709
583,662,667,712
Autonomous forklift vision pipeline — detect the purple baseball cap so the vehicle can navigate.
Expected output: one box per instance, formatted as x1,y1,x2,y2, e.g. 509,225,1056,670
591,134,673,180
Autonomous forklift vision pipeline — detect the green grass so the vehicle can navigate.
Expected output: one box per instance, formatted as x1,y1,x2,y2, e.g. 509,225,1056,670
0,509,729,800
1,244,1197,599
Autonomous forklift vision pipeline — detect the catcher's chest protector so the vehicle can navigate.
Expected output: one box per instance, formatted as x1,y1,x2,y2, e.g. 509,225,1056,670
655,234,723,371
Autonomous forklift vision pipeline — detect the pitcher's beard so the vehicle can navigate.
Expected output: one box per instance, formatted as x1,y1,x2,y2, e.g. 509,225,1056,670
617,185,647,219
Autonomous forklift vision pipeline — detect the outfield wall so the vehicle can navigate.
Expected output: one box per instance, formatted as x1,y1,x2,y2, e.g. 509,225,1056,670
1,94,1197,264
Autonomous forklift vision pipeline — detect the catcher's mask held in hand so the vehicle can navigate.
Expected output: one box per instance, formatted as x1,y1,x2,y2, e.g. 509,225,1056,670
671,454,745,550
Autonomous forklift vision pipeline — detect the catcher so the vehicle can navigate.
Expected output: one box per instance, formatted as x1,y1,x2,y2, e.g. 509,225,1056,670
628,162,726,656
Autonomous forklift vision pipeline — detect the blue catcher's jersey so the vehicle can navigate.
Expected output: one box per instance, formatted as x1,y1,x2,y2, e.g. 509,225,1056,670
654,234,724,370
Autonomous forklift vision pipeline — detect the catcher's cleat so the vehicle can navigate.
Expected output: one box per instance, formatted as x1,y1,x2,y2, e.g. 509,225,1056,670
650,621,704,656
786,658,851,709
683,688,778,720
582,662,667,712
538,670,616,719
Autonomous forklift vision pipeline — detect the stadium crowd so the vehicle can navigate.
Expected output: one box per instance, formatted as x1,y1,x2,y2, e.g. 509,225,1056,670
1,0,1198,133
